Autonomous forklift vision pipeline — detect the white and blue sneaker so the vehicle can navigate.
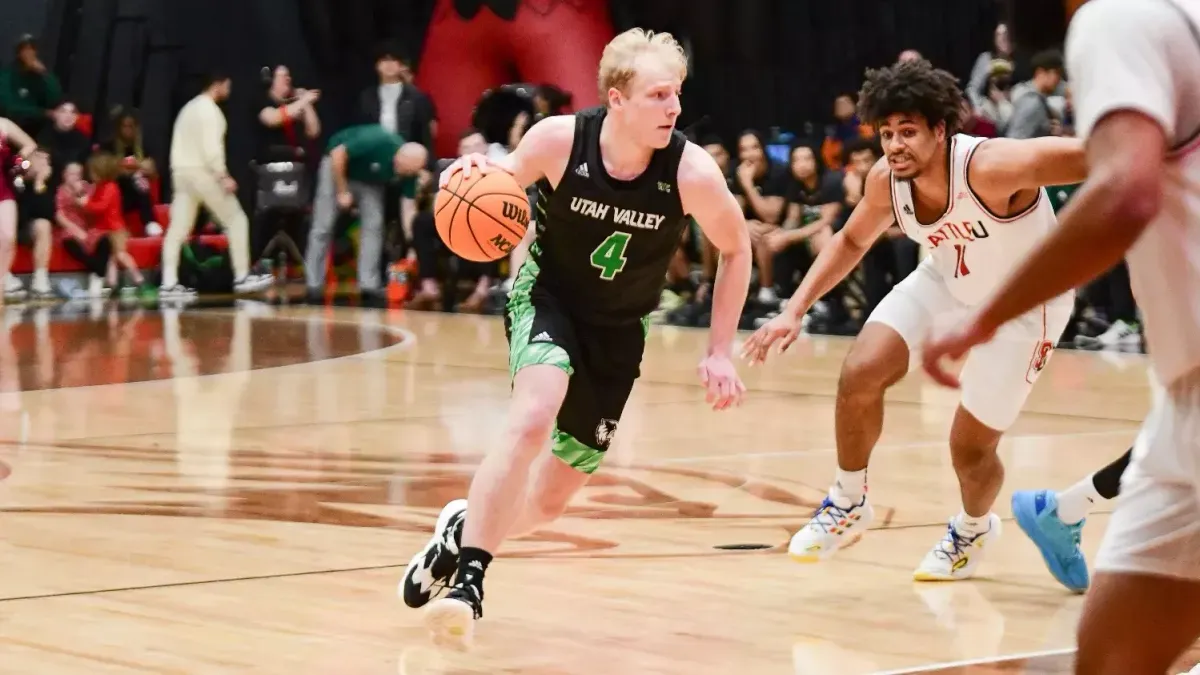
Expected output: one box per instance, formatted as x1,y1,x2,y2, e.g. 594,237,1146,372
913,514,1002,581
1012,489,1089,593
788,496,875,562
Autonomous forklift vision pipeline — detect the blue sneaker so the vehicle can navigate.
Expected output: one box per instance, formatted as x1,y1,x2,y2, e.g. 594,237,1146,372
1011,489,1089,593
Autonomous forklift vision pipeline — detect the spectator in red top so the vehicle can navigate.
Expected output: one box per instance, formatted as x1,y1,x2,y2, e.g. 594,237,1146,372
83,152,146,292
55,160,113,297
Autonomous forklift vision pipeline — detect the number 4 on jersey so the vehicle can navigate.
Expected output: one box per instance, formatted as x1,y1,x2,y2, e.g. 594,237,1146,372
591,231,632,280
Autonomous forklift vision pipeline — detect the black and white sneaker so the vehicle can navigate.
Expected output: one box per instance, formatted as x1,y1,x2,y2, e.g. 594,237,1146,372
400,499,466,608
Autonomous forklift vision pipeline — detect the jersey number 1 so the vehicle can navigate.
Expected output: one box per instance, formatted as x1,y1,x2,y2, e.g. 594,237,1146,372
591,231,631,281
953,244,971,278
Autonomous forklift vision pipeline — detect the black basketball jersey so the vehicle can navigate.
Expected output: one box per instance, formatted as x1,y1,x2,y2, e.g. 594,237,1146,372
527,106,688,325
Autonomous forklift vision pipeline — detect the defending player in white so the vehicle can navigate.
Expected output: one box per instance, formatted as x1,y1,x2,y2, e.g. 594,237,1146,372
741,59,1087,580
924,0,1200,671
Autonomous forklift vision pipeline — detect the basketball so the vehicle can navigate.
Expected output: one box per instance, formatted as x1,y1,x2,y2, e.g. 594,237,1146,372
434,167,530,262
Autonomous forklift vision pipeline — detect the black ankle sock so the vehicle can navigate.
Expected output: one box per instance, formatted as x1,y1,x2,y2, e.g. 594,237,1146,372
1092,447,1133,500
456,546,493,593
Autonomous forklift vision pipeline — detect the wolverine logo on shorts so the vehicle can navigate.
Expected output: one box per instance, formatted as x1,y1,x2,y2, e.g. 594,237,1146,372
595,419,619,449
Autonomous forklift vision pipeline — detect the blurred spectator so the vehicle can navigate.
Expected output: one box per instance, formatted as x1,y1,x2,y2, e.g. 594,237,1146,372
95,109,160,235
821,93,874,170
532,84,572,122
252,65,321,264
304,124,427,303
959,97,997,138
967,24,1013,111
55,161,113,297
732,130,788,304
256,66,320,161
13,150,54,297
765,144,852,330
898,49,923,63
161,72,271,298
1077,262,1141,349
358,43,435,153
1005,49,1065,139
974,61,1015,134
691,135,730,300
0,115,38,300
0,35,62,138
36,100,90,187
82,152,148,292
852,139,917,315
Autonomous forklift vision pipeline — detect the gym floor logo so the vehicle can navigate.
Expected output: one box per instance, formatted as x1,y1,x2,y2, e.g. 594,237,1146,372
0,441,893,559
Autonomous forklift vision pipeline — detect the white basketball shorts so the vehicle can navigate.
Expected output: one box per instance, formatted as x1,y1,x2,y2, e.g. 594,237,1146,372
1096,368,1200,581
865,257,1073,431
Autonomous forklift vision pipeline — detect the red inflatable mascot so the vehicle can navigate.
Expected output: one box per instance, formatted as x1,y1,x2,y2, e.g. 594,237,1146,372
416,0,615,158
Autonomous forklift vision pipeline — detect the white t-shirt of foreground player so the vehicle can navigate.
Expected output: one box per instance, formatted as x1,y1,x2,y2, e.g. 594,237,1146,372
1067,0,1200,388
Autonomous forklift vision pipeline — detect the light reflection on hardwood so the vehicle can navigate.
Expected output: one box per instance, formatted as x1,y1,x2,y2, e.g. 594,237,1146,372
0,305,1175,674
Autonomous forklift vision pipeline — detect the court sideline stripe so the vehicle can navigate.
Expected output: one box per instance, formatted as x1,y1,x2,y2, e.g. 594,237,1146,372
867,647,1076,674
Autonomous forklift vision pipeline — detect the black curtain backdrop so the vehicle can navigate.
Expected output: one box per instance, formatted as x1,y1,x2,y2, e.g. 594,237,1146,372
6,0,1002,200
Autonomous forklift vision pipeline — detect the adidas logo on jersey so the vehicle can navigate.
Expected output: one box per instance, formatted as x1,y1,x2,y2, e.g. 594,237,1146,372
531,331,552,342
575,163,589,177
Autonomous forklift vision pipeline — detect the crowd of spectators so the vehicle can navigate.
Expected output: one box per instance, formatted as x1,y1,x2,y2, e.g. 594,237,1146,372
0,25,1140,351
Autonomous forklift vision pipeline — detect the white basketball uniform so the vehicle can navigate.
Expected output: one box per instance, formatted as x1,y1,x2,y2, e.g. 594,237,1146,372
867,133,1075,431
1066,0,1200,581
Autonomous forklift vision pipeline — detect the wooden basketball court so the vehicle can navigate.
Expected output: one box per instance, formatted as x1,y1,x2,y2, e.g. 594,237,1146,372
0,302,1184,674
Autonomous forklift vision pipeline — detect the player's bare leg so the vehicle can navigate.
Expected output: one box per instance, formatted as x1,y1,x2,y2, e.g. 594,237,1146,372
788,323,909,561
403,365,568,649
1075,572,1200,674
912,406,1005,580
506,444,591,537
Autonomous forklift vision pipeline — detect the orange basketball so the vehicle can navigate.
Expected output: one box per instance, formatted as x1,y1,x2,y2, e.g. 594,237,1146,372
434,168,530,262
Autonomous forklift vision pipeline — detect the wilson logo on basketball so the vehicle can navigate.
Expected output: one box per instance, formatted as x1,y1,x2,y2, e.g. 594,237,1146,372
501,201,530,227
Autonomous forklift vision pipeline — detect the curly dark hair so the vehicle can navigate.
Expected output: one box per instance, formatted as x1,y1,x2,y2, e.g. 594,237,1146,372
857,59,965,133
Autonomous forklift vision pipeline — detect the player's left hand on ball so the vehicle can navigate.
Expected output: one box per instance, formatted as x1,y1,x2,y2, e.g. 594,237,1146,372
698,353,745,411
921,316,996,389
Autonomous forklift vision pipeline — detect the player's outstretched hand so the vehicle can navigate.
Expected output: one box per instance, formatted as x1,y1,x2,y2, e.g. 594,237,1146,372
740,311,803,366
698,353,745,411
438,153,511,187
921,315,996,389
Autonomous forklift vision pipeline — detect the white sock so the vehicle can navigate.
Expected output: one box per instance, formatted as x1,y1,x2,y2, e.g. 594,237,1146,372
830,468,867,507
1056,476,1104,525
953,511,992,536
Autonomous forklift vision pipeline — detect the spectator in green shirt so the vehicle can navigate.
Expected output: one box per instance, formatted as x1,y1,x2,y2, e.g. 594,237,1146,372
305,124,426,301
0,36,63,138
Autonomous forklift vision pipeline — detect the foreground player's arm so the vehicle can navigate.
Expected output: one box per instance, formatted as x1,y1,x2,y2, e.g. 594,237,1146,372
679,142,752,357
969,136,1088,193
922,0,1176,383
780,158,894,319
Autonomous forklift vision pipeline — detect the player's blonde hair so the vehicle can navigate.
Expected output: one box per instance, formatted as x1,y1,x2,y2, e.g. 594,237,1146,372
597,28,688,103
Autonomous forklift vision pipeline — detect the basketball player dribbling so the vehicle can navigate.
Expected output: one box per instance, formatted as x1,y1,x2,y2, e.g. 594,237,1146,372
741,59,1089,580
400,28,753,650
924,0,1200,670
